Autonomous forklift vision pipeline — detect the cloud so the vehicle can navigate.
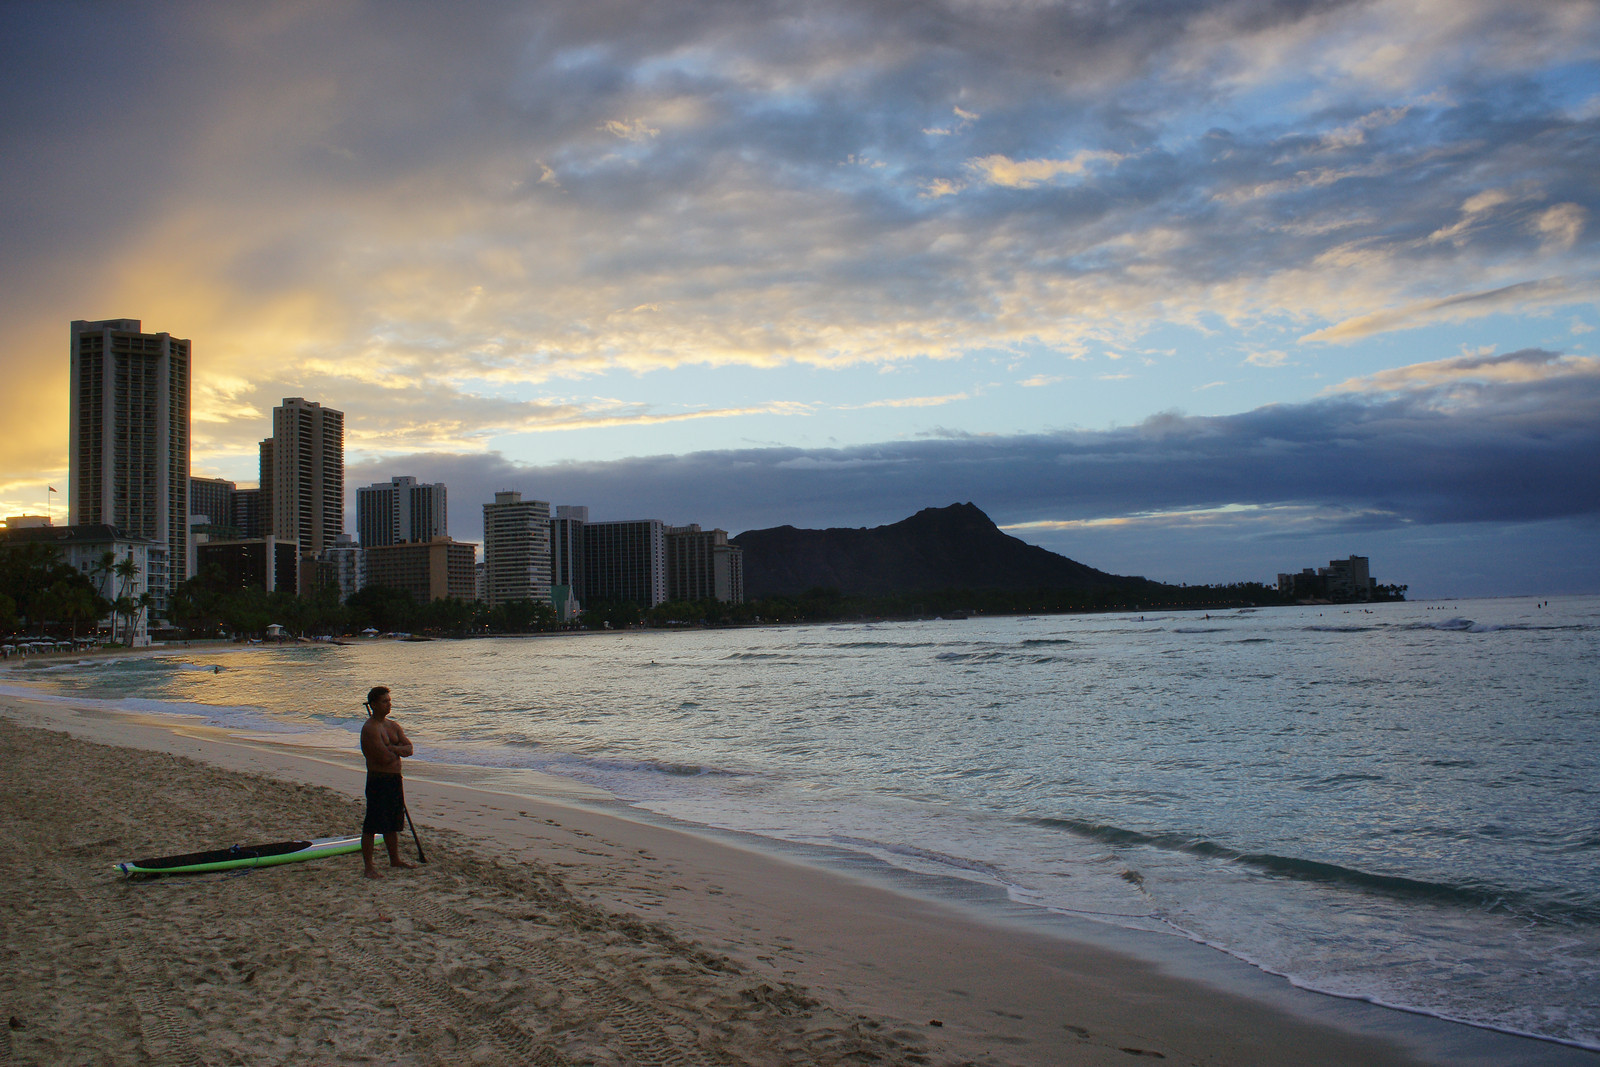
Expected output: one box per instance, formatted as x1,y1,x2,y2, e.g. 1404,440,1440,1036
356,348,1600,553
1300,280,1592,343
966,150,1124,189
3,0,1591,436
1004,502,1402,535
1328,346,1599,398
600,117,660,141
4,0,1600,529
1245,350,1289,367
1534,203,1588,250
847,392,970,409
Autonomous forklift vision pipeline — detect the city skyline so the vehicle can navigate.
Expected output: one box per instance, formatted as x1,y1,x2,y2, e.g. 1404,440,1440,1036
2,3,1597,599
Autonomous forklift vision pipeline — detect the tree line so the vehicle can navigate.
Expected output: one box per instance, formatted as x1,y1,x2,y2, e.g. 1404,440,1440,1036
0,544,153,642
7,542,1400,643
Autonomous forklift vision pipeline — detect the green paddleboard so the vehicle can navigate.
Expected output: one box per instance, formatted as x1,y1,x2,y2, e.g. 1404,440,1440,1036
116,834,383,875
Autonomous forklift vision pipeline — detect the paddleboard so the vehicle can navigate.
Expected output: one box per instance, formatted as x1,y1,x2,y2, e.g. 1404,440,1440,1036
116,834,382,876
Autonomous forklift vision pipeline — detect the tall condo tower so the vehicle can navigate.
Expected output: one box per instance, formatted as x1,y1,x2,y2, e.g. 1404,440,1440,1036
482,491,552,606
264,397,344,558
549,504,588,622
584,519,667,608
357,476,448,546
68,318,190,610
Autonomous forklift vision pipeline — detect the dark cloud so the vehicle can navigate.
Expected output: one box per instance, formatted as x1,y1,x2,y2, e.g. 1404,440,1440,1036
348,349,1600,594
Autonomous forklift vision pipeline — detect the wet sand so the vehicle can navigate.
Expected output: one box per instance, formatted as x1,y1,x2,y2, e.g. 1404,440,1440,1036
0,692,1575,1065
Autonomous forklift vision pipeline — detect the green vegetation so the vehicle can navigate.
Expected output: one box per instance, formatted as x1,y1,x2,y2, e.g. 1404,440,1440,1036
167,569,559,639
0,544,114,639
10,548,1402,644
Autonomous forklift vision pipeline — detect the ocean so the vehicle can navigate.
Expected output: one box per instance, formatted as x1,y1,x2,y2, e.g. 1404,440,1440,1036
6,595,1598,1051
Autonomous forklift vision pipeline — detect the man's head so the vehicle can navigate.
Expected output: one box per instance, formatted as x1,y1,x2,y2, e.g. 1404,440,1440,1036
365,686,391,717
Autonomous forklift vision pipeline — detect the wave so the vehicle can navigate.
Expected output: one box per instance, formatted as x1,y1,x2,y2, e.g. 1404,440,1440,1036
1026,816,1600,926
1172,627,1227,634
1462,622,1590,633
1301,772,1386,790
571,752,747,779
829,641,943,650
1401,618,1591,634
1301,617,1591,636
825,834,1009,882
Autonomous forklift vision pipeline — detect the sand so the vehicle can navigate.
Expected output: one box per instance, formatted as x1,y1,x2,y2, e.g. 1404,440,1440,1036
0,691,1581,1066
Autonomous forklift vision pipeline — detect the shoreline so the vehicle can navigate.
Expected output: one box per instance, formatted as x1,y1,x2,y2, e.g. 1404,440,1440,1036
3,689,1591,1065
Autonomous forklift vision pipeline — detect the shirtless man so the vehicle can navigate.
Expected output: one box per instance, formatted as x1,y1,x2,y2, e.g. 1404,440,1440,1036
360,685,415,878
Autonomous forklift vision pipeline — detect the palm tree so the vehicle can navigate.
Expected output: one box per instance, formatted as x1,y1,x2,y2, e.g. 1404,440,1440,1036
53,581,99,640
133,591,155,645
90,550,117,602
112,556,141,644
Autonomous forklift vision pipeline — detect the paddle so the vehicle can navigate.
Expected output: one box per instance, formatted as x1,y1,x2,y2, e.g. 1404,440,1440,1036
403,802,429,863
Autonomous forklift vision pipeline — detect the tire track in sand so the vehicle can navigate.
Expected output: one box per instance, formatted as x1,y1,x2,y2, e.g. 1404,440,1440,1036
331,938,570,1066
400,891,719,1067
51,861,207,1067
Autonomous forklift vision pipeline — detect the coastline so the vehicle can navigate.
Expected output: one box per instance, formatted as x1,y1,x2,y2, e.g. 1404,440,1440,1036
3,690,1590,1065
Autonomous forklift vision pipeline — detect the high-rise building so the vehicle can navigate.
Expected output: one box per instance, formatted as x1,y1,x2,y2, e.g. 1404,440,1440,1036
68,318,191,614
1323,555,1373,601
197,537,300,594
231,487,262,539
257,438,274,533
264,398,344,588
483,492,552,605
188,475,246,579
189,476,235,528
665,524,744,604
357,476,448,547
584,519,667,608
550,505,587,620
320,532,364,601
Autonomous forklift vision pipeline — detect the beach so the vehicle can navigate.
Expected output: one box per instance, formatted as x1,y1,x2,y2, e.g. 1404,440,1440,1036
4,689,1557,1067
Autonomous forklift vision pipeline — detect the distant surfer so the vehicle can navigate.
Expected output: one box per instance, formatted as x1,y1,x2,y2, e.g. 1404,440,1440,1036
360,685,415,879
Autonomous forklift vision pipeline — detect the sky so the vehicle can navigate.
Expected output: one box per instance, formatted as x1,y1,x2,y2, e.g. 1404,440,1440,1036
2,0,1597,599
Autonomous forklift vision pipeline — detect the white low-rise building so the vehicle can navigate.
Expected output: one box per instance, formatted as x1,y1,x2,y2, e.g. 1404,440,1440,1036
0,522,158,645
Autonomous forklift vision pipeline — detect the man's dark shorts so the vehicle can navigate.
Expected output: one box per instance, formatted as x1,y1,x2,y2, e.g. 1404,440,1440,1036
363,771,405,835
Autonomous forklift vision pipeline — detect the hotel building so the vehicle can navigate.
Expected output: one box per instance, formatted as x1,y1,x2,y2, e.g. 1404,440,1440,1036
482,492,552,606
665,524,745,604
263,397,344,592
68,318,189,614
550,505,587,621
0,522,157,645
357,476,448,547
365,537,477,603
583,519,667,608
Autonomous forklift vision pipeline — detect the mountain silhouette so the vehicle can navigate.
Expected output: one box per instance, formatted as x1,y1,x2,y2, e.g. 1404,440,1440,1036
730,502,1144,599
